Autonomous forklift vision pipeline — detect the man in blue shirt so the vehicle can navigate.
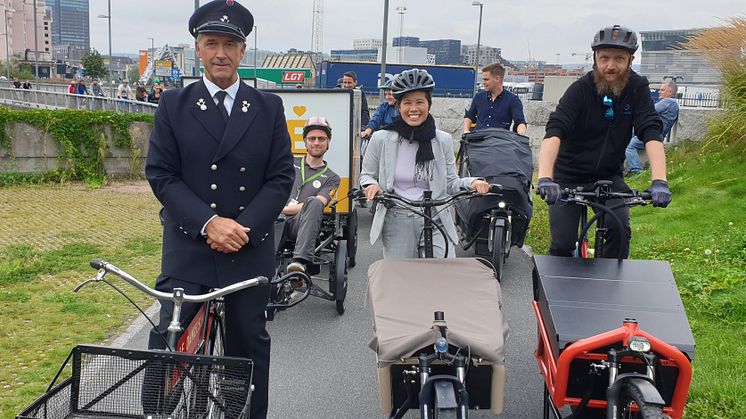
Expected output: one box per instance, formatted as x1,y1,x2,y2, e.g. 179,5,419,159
464,62,527,135
625,80,679,175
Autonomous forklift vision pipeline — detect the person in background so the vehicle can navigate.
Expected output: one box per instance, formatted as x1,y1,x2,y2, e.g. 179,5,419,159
21,80,31,90
135,82,148,101
625,79,679,176
67,80,77,94
341,70,370,127
147,86,162,104
360,79,399,139
91,79,105,96
464,62,527,135
117,80,132,100
76,79,89,95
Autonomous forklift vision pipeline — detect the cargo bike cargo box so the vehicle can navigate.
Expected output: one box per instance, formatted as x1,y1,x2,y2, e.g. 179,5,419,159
532,256,695,408
367,258,509,416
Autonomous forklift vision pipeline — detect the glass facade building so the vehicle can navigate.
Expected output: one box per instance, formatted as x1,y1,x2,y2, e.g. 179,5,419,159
45,0,89,61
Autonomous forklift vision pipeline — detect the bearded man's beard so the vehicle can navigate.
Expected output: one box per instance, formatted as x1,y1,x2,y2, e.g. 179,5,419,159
593,65,630,98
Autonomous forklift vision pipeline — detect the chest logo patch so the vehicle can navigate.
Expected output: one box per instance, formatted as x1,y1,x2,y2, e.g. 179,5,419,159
312,180,322,189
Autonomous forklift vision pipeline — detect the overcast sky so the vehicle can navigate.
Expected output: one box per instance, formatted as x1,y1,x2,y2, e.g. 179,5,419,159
88,0,745,64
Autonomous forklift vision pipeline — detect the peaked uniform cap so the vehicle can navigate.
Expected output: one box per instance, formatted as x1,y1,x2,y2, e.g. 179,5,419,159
189,0,254,41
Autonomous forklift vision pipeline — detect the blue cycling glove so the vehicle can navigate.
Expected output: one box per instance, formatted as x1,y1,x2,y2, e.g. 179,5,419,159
537,177,561,205
647,179,671,208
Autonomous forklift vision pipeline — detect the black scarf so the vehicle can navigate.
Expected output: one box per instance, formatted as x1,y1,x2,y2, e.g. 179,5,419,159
383,114,437,180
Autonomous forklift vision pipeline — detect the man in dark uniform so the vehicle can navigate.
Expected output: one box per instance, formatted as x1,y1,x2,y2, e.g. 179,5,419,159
145,1,294,417
283,116,341,273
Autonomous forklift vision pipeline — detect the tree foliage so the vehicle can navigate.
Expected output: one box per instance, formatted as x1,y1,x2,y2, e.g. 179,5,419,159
81,49,108,80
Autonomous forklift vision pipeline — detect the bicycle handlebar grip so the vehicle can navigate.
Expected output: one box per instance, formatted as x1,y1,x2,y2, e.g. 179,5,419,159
489,183,503,193
256,276,269,286
640,191,652,200
90,259,106,270
560,189,571,199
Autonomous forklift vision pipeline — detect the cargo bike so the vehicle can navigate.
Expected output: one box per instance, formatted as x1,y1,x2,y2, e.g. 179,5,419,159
533,181,695,418
362,189,509,418
455,128,534,281
266,89,364,317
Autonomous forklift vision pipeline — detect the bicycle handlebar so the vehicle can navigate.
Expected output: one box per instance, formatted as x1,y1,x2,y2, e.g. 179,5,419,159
86,259,268,303
560,188,651,202
355,184,502,208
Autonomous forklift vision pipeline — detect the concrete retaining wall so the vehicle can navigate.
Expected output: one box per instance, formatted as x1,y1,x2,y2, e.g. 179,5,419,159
0,99,720,176
0,122,151,176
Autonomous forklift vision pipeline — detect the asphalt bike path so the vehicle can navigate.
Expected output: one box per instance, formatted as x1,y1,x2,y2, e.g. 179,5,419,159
123,207,542,418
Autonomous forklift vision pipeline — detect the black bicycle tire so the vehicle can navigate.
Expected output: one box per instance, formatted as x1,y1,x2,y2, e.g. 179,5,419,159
491,223,505,281
346,208,358,268
620,380,666,419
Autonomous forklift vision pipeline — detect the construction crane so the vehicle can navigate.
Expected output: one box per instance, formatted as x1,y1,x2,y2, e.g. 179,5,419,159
311,0,324,54
139,44,182,85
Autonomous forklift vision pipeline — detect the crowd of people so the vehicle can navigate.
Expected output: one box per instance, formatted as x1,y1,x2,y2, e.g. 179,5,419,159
58,78,165,104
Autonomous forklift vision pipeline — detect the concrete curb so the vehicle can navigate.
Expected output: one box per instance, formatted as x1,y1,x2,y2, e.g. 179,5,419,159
110,303,160,348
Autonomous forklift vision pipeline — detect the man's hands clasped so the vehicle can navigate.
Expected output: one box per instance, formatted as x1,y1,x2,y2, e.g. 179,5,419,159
205,216,250,254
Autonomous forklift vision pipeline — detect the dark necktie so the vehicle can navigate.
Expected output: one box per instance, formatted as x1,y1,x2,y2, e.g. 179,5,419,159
214,91,229,122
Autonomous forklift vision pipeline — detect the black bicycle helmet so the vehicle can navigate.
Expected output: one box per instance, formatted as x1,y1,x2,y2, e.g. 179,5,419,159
591,25,638,53
390,68,435,98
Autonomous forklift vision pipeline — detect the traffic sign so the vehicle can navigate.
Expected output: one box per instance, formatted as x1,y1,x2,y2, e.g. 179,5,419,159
172,68,181,80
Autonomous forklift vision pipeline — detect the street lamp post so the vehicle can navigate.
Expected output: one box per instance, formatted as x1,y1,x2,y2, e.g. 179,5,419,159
194,0,200,76
3,8,10,80
379,0,390,93
472,1,483,95
33,0,39,86
97,0,113,97
147,37,154,83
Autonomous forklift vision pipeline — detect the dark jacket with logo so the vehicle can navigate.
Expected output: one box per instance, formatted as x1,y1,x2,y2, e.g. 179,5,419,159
544,71,662,183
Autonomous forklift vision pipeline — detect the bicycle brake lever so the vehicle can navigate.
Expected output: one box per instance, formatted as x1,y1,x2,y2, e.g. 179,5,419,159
74,269,107,292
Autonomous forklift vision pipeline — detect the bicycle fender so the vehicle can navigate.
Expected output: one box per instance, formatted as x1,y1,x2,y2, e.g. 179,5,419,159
625,377,666,405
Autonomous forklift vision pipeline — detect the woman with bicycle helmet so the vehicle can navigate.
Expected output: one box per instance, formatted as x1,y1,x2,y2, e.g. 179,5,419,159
360,69,490,258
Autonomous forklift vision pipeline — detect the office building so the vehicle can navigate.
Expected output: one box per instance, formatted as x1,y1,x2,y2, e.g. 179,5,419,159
353,38,382,50
462,44,502,67
330,48,378,62
0,0,52,63
639,29,720,86
419,39,461,65
45,0,88,63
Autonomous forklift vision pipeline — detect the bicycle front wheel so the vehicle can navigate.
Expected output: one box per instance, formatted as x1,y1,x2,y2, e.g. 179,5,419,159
491,223,505,281
620,380,665,419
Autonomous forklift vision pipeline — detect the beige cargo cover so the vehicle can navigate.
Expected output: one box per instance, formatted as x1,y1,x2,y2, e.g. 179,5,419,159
367,258,509,366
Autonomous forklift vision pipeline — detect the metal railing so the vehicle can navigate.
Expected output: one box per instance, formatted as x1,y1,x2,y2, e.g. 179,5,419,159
0,87,158,115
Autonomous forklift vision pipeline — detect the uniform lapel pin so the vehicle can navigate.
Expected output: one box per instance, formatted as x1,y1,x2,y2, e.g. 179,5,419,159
197,98,207,111
242,101,250,112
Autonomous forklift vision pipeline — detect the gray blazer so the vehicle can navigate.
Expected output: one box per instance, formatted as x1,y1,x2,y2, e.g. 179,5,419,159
359,128,476,245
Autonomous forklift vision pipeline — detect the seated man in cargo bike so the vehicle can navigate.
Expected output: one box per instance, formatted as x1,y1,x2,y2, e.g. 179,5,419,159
282,116,341,274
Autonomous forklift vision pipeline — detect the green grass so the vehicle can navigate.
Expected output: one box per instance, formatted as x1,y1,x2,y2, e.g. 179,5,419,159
0,183,162,417
526,139,746,417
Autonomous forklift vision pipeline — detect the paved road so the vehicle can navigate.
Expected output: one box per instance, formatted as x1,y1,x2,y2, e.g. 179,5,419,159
123,207,543,418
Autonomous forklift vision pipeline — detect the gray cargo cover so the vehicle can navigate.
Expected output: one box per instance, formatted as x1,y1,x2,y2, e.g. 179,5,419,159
367,258,509,366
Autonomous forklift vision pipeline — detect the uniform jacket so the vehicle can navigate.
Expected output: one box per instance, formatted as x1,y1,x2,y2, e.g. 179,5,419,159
359,128,476,246
544,71,662,183
146,79,294,287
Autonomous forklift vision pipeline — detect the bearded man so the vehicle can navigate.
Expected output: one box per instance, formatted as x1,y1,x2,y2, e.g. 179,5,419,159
535,25,671,258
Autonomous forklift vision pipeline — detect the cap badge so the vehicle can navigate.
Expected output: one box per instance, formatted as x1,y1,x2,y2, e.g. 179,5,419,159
220,15,229,23
197,98,207,111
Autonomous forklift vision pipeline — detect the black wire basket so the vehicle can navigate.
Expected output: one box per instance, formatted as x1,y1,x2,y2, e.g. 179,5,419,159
17,344,253,419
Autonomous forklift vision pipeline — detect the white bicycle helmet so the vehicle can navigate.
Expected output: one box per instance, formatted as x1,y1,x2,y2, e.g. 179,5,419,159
390,69,435,98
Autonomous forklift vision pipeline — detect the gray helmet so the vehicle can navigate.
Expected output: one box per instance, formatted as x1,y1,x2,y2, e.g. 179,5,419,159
378,78,394,90
591,25,638,53
390,69,435,98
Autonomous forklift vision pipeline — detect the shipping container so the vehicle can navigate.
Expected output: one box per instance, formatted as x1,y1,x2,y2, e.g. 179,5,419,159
317,61,476,97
